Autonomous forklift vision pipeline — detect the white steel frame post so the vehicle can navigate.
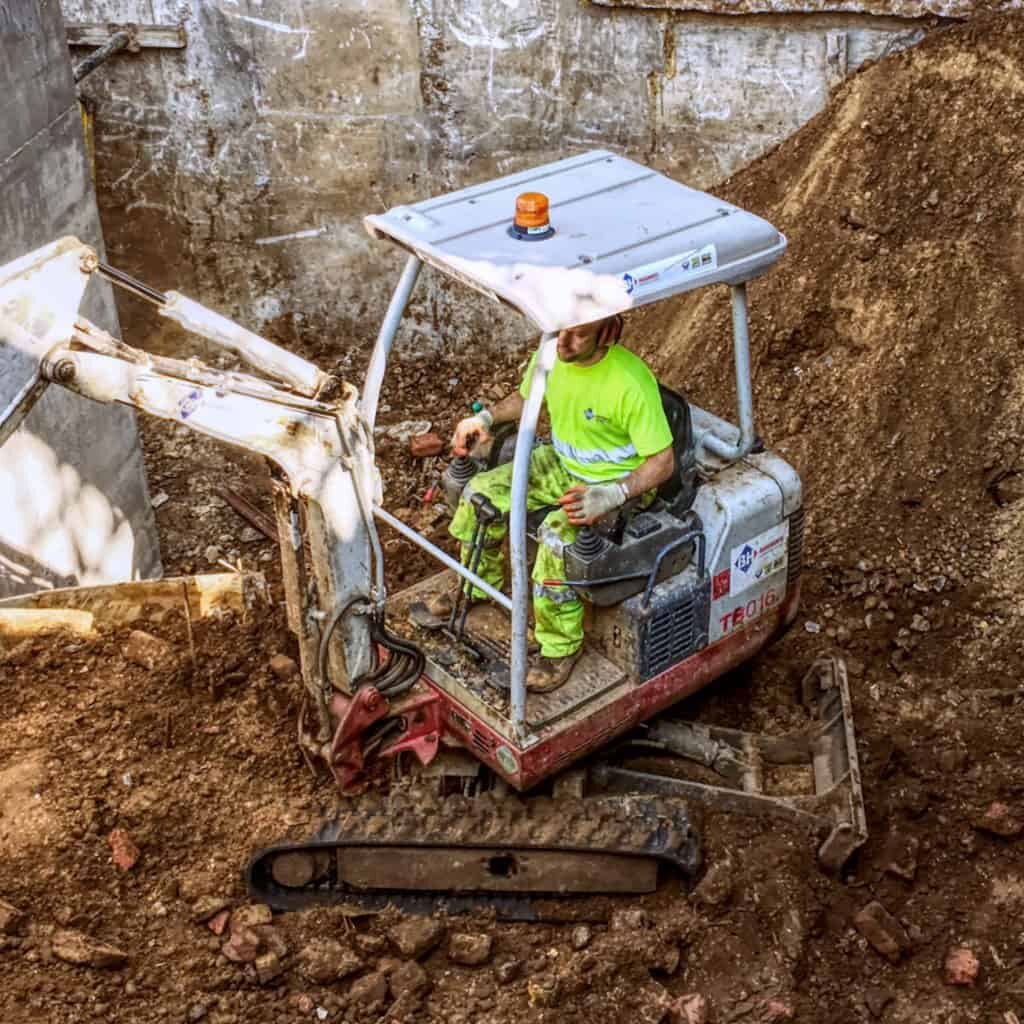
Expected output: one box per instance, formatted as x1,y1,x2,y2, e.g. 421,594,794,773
361,254,423,429
702,283,755,461
509,332,557,735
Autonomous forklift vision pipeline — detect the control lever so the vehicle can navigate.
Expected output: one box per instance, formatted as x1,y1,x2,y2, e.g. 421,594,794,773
447,493,502,642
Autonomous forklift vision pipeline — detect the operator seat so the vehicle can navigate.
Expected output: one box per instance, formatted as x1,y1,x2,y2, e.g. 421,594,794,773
655,384,699,517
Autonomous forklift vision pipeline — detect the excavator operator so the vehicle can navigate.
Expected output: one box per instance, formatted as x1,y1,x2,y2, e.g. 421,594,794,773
432,315,675,694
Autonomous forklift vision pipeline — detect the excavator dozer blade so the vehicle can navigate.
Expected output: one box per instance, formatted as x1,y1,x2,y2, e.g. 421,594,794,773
247,789,700,920
592,656,868,873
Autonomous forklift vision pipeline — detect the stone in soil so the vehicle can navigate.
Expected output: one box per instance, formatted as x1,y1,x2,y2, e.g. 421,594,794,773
944,946,980,986
254,951,284,985
881,831,919,881
124,629,176,672
635,979,670,1024
349,970,389,1005
667,993,708,1024
972,801,1024,837
254,924,288,958
496,959,521,984
570,924,592,950
51,929,129,969
527,976,559,1008
864,987,895,1018
692,860,733,909
230,903,273,933
222,926,261,964
107,828,140,871
389,916,445,959
448,932,493,966
853,901,911,963
610,907,651,931
298,938,362,985
388,959,432,999
191,896,230,924
0,899,25,935
269,654,299,680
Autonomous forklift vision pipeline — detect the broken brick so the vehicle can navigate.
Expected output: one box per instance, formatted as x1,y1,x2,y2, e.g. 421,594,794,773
409,432,444,458
107,829,140,872
944,946,979,986
207,909,231,936
853,901,910,963
972,802,1024,838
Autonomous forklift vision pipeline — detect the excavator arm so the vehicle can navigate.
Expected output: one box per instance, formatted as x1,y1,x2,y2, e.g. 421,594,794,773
0,238,410,755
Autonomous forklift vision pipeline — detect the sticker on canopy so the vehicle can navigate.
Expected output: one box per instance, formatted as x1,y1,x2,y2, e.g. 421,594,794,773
621,244,717,296
729,521,789,596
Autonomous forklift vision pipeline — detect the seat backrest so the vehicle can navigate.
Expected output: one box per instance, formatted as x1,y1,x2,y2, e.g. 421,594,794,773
657,384,699,515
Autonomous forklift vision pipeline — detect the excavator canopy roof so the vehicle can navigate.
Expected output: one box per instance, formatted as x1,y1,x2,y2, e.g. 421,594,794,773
364,150,786,334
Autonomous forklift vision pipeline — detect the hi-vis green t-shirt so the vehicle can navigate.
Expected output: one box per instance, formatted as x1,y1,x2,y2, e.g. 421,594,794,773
519,344,674,484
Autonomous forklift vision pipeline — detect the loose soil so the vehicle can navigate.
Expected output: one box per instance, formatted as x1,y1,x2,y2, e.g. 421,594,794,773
4,12,1024,1023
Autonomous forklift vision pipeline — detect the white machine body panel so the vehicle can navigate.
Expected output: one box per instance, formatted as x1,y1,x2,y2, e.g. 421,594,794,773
688,411,803,645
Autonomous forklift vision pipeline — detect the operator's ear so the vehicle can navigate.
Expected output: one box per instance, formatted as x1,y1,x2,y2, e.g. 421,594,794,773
598,315,622,348
608,314,624,345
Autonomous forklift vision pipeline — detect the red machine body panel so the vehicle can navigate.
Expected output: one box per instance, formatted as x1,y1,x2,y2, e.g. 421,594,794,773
426,581,801,791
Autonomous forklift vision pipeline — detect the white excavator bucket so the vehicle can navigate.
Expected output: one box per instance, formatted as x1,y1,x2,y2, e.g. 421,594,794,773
0,236,94,444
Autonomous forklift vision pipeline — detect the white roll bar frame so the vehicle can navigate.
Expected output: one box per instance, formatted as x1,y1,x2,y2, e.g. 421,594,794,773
366,261,756,738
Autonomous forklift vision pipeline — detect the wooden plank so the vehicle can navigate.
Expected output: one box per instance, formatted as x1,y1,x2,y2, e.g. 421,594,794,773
0,572,268,626
64,23,187,49
0,608,95,638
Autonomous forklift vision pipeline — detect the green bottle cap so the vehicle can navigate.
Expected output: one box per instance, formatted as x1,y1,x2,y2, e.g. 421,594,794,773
471,401,483,413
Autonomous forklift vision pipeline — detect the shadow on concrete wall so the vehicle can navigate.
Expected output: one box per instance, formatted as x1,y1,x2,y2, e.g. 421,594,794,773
0,422,146,599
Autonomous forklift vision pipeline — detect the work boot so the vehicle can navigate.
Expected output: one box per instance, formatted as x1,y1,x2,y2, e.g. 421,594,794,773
526,650,582,694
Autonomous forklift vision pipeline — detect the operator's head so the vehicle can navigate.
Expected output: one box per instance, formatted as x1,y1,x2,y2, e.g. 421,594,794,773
556,315,623,364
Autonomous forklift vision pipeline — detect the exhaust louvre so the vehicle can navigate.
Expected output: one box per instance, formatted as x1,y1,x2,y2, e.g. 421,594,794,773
787,508,805,586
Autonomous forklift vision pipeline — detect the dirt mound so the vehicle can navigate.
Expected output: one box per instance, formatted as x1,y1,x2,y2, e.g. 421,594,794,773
636,11,1024,651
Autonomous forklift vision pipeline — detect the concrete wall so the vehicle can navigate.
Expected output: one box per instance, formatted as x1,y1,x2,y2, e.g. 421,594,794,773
0,0,161,596
60,0,1011,359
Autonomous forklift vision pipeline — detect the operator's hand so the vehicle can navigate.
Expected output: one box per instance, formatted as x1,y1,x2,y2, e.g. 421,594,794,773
451,410,493,457
558,481,629,526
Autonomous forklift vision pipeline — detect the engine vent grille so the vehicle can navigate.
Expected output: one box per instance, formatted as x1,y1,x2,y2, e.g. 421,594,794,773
471,729,496,755
787,508,806,587
640,596,697,679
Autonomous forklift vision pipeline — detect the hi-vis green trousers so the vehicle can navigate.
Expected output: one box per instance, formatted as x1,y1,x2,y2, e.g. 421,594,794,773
449,445,583,658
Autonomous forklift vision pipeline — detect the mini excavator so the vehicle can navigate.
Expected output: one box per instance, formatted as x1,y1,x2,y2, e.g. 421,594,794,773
0,151,865,918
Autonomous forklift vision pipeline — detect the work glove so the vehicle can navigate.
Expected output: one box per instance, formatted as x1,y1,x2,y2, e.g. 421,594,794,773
558,481,629,526
451,409,493,457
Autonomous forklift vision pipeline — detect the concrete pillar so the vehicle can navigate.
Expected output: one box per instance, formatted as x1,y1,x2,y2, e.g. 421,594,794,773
0,0,161,596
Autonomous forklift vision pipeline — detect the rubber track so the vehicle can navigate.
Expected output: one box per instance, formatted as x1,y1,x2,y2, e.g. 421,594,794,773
247,787,701,918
